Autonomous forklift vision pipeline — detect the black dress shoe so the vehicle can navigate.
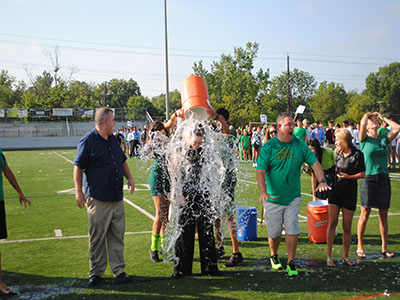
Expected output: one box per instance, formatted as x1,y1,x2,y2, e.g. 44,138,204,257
149,248,161,262
88,275,101,287
115,272,130,284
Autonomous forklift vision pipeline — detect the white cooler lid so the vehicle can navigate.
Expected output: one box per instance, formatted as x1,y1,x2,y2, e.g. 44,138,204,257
307,200,328,206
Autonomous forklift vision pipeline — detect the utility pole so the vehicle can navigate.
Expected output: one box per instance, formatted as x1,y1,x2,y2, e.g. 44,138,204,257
287,54,291,114
164,0,170,120
103,81,108,107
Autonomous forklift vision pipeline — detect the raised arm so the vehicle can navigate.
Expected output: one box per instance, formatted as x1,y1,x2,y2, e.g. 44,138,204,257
377,112,400,143
359,112,371,142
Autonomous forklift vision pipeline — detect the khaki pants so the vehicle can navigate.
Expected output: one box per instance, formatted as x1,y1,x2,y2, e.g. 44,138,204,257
86,197,126,277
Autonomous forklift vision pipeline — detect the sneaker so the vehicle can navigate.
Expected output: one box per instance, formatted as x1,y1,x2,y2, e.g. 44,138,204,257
270,254,283,270
225,252,243,267
149,248,161,262
216,246,225,259
286,260,298,277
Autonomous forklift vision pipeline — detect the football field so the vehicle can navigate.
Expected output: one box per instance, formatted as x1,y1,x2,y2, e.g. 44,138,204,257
1,149,399,299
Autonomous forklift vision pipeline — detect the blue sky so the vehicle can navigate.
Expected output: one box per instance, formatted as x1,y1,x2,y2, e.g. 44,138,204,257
1,0,399,98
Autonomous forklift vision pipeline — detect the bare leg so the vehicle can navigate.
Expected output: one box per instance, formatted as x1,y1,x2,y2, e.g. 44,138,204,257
327,204,340,265
357,207,371,256
285,235,298,262
268,236,281,256
227,215,240,253
342,208,355,260
378,208,392,254
0,252,14,294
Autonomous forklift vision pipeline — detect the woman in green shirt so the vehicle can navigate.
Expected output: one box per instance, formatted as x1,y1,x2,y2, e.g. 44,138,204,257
357,112,400,259
308,138,335,201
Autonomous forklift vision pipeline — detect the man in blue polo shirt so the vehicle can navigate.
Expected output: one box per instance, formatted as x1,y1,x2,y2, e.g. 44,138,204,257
74,107,135,287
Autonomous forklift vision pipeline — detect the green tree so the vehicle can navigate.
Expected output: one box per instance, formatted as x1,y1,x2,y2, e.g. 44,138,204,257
102,79,141,108
0,70,25,108
339,92,374,124
192,42,270,126
365,62,400,120
68,80,97,108
270,68,317,114
151,89,182,119
309,81,348,124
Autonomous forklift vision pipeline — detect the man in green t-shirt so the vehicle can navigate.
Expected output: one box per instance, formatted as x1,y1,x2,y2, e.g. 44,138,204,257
256,113,330,277
0,148,31,295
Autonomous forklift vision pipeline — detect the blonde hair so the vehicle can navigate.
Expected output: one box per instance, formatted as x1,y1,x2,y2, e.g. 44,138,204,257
334,128,353,153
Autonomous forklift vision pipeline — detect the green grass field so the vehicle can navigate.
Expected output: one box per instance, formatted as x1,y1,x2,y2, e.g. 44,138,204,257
1,149,400,299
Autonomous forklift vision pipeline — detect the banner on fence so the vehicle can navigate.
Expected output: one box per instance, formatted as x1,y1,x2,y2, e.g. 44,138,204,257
7,108,28,118
30,109,51,117
75,108,94,117
52,108,73,117
0,109,4,118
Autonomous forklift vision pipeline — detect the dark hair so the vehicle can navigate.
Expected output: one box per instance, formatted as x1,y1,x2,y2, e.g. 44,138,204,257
216,108,230,121
193,123,205,136
149,121,166,133
307,138,323,164
343,120,349,126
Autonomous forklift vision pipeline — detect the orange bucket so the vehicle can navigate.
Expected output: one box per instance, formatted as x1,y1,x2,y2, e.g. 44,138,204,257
181,75,210,120
307,200,329,243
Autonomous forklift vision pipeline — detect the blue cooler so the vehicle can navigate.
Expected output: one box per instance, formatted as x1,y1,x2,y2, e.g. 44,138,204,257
237,206,259,241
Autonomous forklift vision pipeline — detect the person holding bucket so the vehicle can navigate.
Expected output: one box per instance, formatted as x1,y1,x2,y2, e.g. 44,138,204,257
326,128,365,267
356,112,400,259
207,107,244,267
256,112,330,277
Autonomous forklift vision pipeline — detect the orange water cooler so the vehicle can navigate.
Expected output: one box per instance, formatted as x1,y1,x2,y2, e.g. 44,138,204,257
307,200,329,243
181,75,210,121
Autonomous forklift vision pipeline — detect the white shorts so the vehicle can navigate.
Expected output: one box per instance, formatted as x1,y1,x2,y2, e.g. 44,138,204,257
264,197,302,239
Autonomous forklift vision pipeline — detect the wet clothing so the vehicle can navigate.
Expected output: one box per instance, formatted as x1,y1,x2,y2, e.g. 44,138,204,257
149,155,170,196
257,136,317,206
360,134,391,209
175,147,218,275
328,148,365,211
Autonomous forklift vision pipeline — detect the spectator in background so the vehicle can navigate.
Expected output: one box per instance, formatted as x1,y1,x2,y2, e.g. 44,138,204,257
240,130,251,161
303,119,312,142
325,121,336,149
293,119,307,143
251,127,262,167
353,123,361,150
311,120,326,145
262,124,277,145
0,148,31,295
343,120,354,137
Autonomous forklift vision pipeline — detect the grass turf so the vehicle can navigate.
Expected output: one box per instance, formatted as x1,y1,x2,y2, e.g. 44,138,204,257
1,150,399,299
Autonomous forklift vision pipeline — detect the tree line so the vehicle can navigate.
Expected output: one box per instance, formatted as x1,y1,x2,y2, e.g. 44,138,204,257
1,42,399,127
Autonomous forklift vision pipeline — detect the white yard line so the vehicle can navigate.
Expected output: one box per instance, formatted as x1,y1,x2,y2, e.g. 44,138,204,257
123,197,155,220
53,151,74,164
0,231,152,244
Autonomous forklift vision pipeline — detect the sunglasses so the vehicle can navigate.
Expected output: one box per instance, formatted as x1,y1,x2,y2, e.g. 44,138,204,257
269,130,277,134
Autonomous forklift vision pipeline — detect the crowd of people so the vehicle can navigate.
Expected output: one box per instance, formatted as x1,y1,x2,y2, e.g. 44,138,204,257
0,107,398,293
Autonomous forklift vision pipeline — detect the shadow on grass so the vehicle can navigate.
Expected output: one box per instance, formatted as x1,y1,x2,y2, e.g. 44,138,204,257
4,255,400,300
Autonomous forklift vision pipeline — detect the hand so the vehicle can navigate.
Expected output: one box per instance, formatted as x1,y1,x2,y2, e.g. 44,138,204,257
207,108,217,118
127,178,135,194
257,192,275,203
314,182,331,193
18,192,31,208
76,190,86,208
175,108,184,118
337,172,350,179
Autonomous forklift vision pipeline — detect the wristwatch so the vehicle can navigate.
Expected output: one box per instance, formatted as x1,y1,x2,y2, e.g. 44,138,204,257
319,179,327,184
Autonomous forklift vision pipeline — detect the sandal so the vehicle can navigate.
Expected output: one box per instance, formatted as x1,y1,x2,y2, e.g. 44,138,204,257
326,257,336,267
342,258,356,266
355,250,366,258
381,251,395,258
0,287,17,295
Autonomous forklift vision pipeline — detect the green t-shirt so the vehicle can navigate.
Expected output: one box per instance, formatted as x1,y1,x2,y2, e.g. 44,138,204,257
321,147,335,170
257,136,318,206
377,127,390,137
0,148,7,202
360,135,389,175
293,127,307,141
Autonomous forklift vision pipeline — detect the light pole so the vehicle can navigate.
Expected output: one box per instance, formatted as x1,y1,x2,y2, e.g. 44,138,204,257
164,0,170,120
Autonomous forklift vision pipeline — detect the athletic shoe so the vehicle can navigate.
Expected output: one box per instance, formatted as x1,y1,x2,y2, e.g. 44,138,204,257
225,252,243,267
216,246,225,259
270,254,283,270
149,248,161,262
286,260,298,277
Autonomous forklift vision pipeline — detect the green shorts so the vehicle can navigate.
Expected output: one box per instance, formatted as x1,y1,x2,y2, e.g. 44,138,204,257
148,166,170,197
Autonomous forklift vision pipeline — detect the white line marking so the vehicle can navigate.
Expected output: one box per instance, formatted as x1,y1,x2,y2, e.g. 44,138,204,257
0,231,152,244
124,197,155,220
53,151,73,164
